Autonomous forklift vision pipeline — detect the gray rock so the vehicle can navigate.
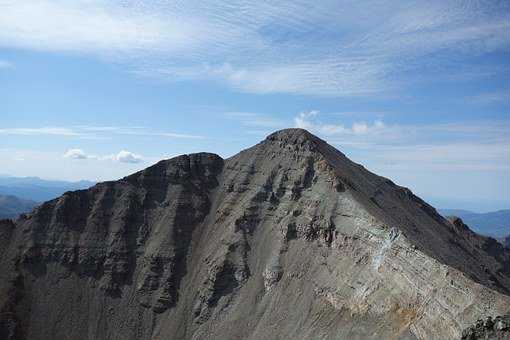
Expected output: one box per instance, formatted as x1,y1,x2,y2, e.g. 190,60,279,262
1,128,510,340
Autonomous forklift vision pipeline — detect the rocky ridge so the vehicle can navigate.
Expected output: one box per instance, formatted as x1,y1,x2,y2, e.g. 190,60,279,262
1,128,510,340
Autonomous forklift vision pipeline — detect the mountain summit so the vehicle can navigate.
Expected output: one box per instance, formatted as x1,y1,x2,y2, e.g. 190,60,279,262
1,128,509,340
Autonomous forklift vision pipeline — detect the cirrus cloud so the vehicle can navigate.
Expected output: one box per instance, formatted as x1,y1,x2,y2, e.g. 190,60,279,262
1,0,509,96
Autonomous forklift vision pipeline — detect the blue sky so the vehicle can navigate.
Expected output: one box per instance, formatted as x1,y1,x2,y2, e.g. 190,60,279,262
1,0,510,212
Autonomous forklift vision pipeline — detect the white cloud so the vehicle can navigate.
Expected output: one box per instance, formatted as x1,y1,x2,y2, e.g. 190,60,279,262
114,150,142,164
63,148,87,159
294,111,319,130
1,1,509,96
292,110,510,174
294,111,387,136
0,148,146,182
63,148,143,163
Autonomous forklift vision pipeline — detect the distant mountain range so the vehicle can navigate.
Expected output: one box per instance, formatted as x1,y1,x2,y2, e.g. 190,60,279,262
0,194,39,219
439,209,510,238
0,175,95,202
0,176,95,220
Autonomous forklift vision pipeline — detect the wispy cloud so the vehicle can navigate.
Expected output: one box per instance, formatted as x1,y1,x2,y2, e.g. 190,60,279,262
117,130,205,139
76,125,205,139
0,127,83,136
0,1,199,56
0,126,204,139
1,1,509,96
75,125,145,132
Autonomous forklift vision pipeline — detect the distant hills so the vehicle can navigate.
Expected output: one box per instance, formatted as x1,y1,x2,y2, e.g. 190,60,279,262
0,175,95,202
0,176,95,219
0,194,38,219
439,209,510,238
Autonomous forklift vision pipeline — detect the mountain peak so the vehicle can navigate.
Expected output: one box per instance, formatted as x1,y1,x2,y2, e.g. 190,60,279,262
265,128,320,145
257,128,340,160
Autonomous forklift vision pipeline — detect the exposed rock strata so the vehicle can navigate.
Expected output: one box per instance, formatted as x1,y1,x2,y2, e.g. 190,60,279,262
1,129,510,340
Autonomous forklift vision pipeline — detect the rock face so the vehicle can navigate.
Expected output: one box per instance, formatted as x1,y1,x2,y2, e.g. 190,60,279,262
1,128,510,340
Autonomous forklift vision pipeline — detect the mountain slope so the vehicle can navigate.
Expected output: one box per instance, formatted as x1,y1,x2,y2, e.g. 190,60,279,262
0,195,38,219
439,209,510,238
1,129,509,340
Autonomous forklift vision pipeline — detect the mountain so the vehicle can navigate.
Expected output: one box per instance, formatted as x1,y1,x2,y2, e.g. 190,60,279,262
0,176,95,202
439,209,510,238
0,195,38,219
1,129,510,340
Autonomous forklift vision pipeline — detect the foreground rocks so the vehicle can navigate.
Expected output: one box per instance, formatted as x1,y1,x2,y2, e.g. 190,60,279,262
462,315,510,339
1,129,510,340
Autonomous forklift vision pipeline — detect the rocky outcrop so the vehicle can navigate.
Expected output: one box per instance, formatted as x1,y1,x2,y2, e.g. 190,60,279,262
462,315,510,339
1,129,510,340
